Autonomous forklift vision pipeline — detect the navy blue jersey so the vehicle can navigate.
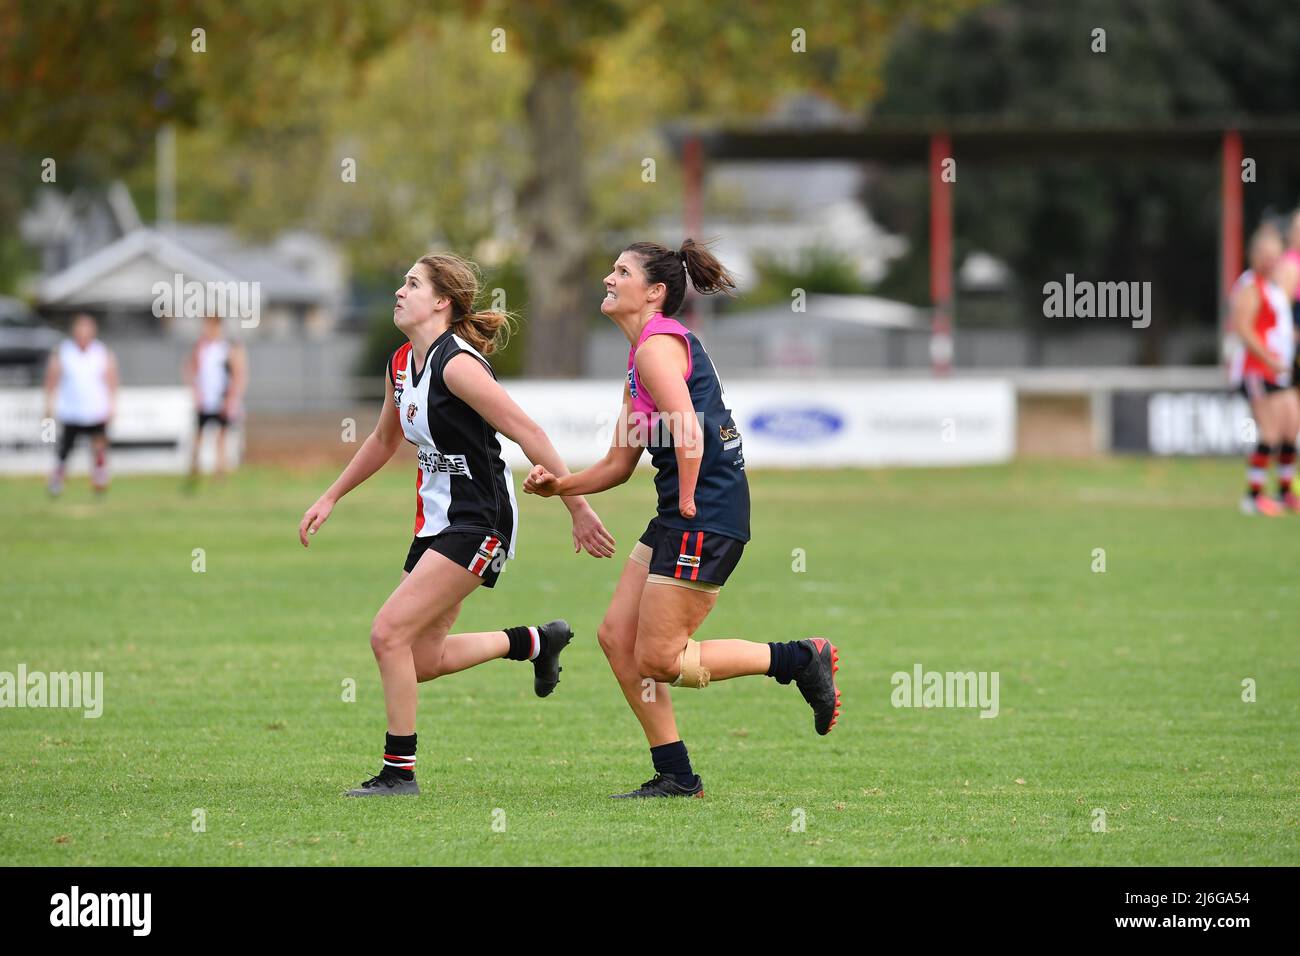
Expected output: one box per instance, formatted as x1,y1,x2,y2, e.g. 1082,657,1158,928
627,315,750,542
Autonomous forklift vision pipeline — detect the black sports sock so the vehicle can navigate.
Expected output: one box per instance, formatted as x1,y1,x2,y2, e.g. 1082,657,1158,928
504,625,545,661
383,731,416,781
766,641,813,685
650,740,694,780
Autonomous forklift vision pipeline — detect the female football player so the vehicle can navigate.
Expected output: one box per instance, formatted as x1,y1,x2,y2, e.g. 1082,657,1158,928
299,253,616,796
1230,222,1298,514
524,238,840,798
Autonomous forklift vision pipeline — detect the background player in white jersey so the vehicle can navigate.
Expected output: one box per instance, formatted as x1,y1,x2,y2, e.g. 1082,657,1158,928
184,314,247,482
43,313,118,497
298,253,616,797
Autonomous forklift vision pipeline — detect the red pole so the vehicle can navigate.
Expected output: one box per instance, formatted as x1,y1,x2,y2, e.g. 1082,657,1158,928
1220,129,1243,336
929,132,954,375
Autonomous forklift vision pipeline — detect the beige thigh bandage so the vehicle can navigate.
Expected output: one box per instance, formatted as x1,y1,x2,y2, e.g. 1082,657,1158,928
671,639,710,688
646,573,721,594
629,541,652,568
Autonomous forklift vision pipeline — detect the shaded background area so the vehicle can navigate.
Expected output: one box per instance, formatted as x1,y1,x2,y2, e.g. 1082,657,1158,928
1,0,1299,458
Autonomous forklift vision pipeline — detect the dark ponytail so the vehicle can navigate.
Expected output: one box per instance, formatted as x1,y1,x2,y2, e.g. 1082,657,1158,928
624,237,738,316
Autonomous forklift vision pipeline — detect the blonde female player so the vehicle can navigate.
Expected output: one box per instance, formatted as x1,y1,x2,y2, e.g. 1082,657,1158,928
299,253,616,797
1230,223,1299,515
524,239,840,798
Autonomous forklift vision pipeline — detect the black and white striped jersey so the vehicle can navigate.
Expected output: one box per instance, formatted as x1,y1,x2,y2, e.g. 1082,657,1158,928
387,330,518,557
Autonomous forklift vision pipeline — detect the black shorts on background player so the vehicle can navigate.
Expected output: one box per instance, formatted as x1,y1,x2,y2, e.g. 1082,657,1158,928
57,421,106,459
197,411,230,428
639,517,744,587
1239,375,1288,400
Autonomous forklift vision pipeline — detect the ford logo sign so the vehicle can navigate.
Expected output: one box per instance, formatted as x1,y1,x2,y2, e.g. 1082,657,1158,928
750,408,843,441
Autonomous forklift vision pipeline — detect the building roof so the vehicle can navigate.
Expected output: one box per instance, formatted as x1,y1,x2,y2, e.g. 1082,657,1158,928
36,227,338,309
668,117,1300,163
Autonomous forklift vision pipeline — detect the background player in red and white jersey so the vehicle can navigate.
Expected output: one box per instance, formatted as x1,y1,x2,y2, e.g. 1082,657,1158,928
43,313,118,497
298,252,615,797
184,314,247,482
1229,222,1299,515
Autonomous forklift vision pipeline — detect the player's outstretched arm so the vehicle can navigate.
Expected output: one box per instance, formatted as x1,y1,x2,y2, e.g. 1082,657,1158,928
42,350,60,420
104,351,119,424
443,352,616,557
299,371,404,547
523,383,644,500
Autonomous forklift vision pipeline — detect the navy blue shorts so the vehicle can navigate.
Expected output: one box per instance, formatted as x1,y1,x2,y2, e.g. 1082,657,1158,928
633,517,745,588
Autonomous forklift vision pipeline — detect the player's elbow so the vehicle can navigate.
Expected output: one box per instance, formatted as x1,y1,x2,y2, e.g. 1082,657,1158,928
374,427,401,457
606,452,636,485
511,421,547,457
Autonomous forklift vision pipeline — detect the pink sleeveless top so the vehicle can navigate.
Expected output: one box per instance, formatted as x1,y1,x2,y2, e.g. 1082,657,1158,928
626,313,694,417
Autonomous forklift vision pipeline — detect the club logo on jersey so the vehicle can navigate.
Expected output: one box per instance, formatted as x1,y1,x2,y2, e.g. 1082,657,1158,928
406,403,418,424
719,424,739,441
417,448,472,477
627,367,638,399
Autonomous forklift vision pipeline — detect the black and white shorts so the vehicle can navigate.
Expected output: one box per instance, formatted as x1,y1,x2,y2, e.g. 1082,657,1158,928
61,421,107,439
404,530,508,587
197,410,230,428
629,517,745,593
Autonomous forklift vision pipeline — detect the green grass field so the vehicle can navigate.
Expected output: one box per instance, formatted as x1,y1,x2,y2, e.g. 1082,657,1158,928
1,459,1297,866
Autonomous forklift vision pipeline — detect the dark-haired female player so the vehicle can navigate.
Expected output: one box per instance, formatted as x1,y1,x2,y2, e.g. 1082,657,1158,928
525,238,840,798
300,252,615,796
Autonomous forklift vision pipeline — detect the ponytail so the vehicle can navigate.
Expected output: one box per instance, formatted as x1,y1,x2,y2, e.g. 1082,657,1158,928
451,309,514,357
417,251,517,356
624,237,738,316
679,236,738,300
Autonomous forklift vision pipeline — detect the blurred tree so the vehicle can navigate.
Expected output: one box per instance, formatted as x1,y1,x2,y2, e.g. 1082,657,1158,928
1,0,972,377
745,247,873,307
510,0,978,374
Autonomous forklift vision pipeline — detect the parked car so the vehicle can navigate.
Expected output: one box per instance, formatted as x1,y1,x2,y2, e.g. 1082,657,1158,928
0,297,61,384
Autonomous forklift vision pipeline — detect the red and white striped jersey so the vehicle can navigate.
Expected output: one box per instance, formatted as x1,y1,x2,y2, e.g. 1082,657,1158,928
388,330,517,557
1230,270,1294,386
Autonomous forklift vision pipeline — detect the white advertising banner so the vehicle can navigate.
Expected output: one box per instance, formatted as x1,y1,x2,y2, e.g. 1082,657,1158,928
0,388,241,475
501,379,1016,469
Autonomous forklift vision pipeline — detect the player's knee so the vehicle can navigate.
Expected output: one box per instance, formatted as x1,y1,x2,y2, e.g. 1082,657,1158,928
597,620,631,659
635,646,679,684
369,615,406,658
